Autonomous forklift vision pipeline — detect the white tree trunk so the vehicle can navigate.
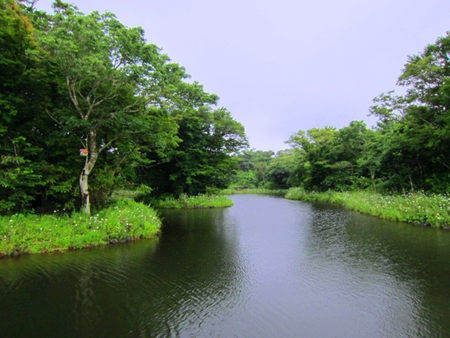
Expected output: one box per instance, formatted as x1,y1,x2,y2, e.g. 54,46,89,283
80,131,99,216
80,168,90,215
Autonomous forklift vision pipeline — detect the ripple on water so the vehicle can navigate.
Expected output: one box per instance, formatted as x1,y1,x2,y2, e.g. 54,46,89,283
2,196,450,337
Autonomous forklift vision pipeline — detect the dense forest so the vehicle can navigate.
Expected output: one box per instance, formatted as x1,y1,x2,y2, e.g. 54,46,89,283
2,0,450,218
0,0,247,215
231,32,450,195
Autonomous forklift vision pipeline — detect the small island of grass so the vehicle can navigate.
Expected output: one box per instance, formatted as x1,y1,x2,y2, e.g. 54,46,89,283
0,194,236,257
0,199,161,257
153,194,234,209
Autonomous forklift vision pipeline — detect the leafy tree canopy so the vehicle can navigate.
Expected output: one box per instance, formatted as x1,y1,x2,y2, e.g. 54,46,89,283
0,0,247,214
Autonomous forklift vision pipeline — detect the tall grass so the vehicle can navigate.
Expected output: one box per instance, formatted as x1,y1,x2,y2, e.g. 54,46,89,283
286,187,450,227
154,194,234,209
0,198,161,257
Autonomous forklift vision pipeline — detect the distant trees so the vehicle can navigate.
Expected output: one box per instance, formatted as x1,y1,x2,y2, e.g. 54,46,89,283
229,32,450,194
286,122,370,191
2,0,449,215
230,149,296,190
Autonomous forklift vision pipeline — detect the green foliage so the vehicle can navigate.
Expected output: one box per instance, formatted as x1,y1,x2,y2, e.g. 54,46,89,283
5,2,448,217
33,2,189,214
0,1,247,215
231,149,279,188
139,107,248,198
286,124,369,191
221,188,287,196
0,198,161,256
286,188,450,227
369,32,450,193
277,33,450,195
154,194,234,209
229,170,259,189
265,149,297,189
0,0,52,213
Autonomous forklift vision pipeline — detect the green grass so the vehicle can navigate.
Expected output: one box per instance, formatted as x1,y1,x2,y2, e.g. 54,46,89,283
0,198,161,257
154,194,234,209
221,188,287,196
112,190,143,199
286,187,450,227
5,187,446,257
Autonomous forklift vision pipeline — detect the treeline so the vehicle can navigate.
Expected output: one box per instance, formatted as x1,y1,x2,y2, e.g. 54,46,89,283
232,32,450,194
0,0,247,215
3,0,449,217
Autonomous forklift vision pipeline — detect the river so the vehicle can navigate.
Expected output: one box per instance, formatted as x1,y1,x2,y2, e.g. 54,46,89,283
1,194,450,337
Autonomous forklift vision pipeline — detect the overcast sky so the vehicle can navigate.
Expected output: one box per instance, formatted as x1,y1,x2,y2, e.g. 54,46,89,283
36,0,450,152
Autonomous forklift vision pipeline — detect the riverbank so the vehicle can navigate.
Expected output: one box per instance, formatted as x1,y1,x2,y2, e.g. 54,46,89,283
154,194,234,209
285,188,450,227
221,188,287,196
0,198,161,257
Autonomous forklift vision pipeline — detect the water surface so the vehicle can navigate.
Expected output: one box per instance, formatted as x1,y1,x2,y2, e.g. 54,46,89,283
1,194,450,337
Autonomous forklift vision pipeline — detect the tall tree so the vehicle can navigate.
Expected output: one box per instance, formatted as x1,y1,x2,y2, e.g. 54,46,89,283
0,0,50,213
139,107,247,197
34,1,217,214
371,32,450,192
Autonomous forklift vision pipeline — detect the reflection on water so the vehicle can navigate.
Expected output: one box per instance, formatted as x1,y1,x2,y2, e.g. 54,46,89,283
1,195,450,337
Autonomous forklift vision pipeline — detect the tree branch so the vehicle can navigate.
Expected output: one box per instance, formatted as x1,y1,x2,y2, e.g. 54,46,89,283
67,77,84,119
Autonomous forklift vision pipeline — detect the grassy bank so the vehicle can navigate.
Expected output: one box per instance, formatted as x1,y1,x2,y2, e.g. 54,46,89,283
154,194,234,209
0,198,161,257
221,188,287,196
286,188,450,227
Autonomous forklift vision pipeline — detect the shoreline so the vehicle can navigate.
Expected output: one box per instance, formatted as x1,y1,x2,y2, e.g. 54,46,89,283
284,188,450,228
0,194,234,258
0,199,161,258
3,190,448,258
223,187,450,228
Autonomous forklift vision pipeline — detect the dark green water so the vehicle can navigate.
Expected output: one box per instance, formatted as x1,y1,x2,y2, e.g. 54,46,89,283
2,194,450,337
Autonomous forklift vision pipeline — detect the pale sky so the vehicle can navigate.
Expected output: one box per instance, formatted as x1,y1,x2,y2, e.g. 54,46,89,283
36,0,450,152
